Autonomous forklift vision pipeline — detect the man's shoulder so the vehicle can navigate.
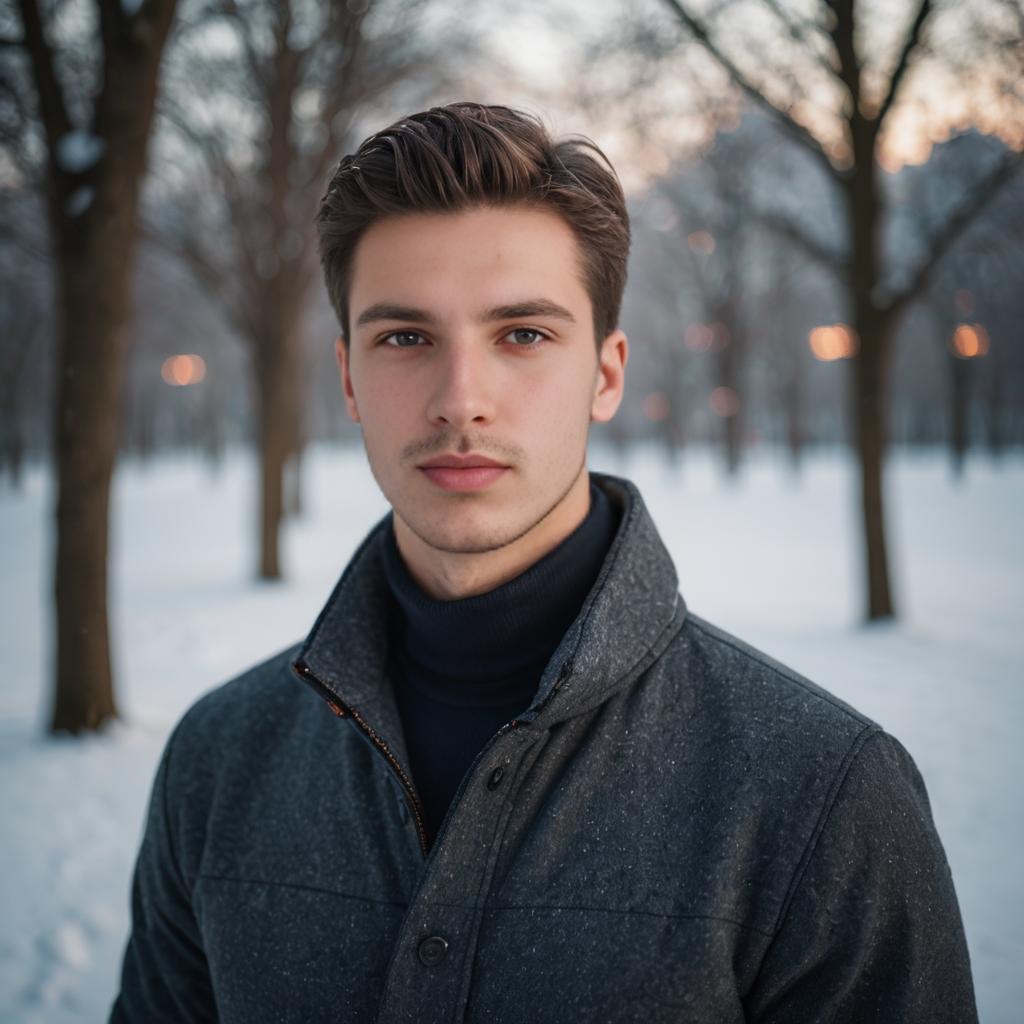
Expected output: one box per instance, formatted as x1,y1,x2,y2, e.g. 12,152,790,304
663,610,878,749
167,641,310,761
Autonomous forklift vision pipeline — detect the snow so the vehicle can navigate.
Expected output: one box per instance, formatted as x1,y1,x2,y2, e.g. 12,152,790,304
55,132,105,175
1,443,1021,1022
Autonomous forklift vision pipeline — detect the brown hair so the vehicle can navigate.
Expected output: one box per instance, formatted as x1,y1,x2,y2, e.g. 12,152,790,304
316,102,630,345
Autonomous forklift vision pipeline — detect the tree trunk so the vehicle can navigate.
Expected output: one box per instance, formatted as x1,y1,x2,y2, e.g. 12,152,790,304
714,316,743,476
15,0,180,732
255,314,301,579
783,352,804,474
844,98,896,622
50,234,131,731
849,304,895,621
949,354,968,479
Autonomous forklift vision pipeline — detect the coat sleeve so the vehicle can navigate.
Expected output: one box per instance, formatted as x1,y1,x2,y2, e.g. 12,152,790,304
108,721,218,1022
745,729,978,1023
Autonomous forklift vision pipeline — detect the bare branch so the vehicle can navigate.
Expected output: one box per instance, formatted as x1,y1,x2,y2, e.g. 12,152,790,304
875,0,933,128
208,0,269,100
826,0,860,115
141,214,256,341
13,0,72,156
752,207,847,278
759,0,835,75
658,0,839,181
884,150,1024,317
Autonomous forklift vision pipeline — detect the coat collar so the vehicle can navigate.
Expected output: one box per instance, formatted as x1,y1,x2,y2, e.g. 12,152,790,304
291,473,686,744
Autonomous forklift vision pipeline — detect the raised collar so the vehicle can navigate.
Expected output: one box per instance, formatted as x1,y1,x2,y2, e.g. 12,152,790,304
292,473,686,747
380,482,617,689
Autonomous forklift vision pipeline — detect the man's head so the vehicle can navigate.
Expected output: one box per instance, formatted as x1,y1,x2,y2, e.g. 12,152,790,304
317,102,630,346
315,103,631,597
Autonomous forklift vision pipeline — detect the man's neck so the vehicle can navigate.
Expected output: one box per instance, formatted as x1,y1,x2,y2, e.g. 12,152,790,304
393,466,592,600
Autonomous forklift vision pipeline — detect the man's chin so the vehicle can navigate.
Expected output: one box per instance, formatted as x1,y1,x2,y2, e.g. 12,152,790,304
399,516,532,557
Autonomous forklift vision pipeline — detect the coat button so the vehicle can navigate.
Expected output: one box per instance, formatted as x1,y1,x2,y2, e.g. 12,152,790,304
418,935,449,967
487,766,505,790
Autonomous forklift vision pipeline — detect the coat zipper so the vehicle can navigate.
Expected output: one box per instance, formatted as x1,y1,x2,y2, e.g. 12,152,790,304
293,656,567,861
292,658,432,859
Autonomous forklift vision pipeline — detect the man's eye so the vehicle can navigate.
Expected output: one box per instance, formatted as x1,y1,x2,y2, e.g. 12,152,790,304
383,331,425,348
504,328,546,346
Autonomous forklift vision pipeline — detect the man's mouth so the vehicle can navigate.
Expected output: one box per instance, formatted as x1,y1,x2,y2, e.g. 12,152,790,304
417,453,510,492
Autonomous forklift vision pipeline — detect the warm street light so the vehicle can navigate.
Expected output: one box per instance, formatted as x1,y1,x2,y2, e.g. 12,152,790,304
951,324,990,359
160,354,207,386
809,324,858,361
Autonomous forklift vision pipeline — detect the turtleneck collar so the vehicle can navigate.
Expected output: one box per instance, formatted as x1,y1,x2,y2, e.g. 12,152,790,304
381,481,618,695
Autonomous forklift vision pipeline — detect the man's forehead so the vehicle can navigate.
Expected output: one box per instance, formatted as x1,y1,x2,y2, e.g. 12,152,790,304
346,206,593,330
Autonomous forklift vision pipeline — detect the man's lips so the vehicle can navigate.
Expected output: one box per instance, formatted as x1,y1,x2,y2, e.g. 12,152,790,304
417,453,510,492
418,454,508,469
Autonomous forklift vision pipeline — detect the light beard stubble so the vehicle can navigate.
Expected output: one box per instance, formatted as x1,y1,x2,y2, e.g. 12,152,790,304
402,454,589,556
363,423,591,555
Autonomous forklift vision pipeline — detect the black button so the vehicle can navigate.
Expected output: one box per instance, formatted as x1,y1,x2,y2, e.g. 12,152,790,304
487,766,505,790
418,935,449,967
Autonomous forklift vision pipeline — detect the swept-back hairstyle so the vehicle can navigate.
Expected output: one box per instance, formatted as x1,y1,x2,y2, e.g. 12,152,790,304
316,102,630,345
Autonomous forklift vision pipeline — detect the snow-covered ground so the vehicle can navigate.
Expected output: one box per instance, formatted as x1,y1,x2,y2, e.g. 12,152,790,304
1,443,1021,1022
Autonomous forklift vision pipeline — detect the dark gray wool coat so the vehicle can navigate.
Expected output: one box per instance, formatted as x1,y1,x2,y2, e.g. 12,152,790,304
110,473,977,1024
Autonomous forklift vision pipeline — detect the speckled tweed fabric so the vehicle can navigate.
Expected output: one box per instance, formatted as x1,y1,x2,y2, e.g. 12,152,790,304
110,473,977,1023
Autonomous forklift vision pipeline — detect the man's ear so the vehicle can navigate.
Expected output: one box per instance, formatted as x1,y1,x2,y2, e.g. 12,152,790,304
334,336,361,423
591,329,629,424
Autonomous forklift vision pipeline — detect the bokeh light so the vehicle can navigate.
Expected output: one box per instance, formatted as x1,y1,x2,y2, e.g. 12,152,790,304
951,324,990,359
809,324,858,361
709,386,740,417
160,354,207,386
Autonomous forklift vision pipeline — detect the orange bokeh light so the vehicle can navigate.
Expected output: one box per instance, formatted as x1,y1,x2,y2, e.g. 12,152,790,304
808,324,858,361
161,354,207,387
951,324,990,359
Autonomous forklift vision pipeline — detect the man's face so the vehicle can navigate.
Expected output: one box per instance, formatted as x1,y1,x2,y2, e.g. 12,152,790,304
337,205,626,558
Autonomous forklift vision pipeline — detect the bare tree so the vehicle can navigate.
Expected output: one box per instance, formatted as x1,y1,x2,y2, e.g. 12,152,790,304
891,129,1024,475
647,0,1024,619
662,127,771,475
151,0,465,580
4,0,178,732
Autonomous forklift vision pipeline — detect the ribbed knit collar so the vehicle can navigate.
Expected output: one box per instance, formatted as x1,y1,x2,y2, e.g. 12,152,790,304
381,482,618,691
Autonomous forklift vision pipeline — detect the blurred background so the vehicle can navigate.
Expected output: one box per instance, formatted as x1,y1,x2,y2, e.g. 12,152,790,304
1,0,1022,1019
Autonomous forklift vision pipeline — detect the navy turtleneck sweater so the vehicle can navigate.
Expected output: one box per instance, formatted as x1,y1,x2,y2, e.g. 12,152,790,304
381,482,619,847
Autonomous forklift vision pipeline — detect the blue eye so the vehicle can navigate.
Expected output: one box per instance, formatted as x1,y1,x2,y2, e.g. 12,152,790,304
384,331,425,347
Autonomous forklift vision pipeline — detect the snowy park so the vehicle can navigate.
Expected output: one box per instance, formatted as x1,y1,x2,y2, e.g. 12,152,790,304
1,443,1021,1022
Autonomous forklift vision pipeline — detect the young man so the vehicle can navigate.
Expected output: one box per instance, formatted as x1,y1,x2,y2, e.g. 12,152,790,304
110,103,977,1022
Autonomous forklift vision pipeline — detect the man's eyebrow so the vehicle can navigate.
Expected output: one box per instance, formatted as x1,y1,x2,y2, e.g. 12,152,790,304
355,303,438,327
481,300,576,324
354,298,577,329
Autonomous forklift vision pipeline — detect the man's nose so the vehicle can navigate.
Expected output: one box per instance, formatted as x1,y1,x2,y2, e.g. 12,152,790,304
425,343,497,429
